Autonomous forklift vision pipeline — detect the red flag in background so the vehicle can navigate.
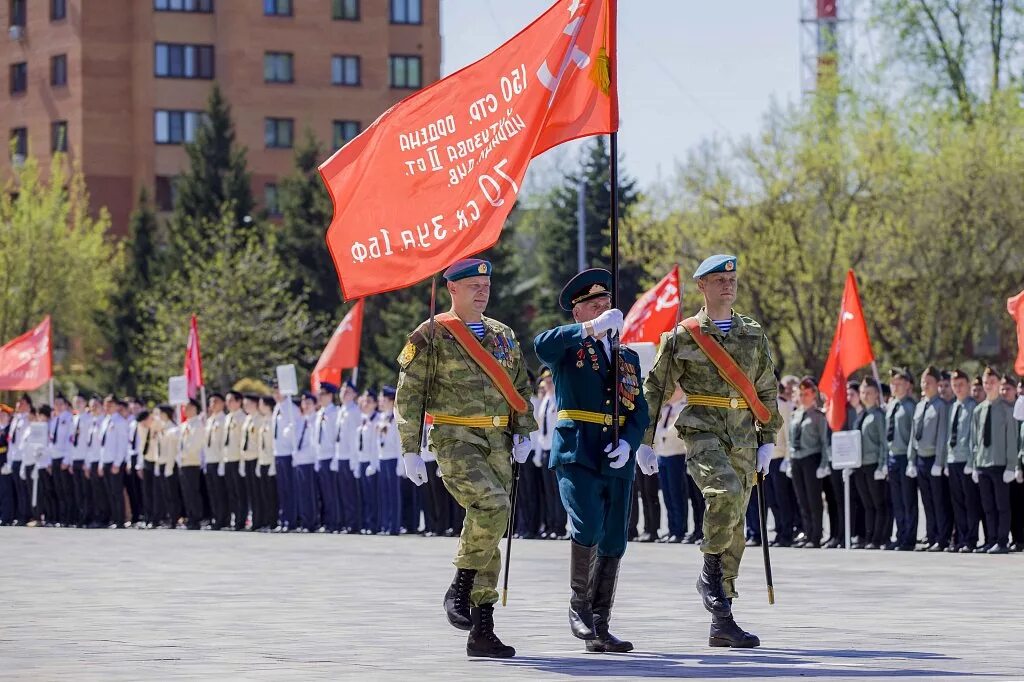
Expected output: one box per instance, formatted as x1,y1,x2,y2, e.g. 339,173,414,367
621,266,681,344
320,0,618,300
312,300,365,392
1008,289,1024,376
0,316,52,391
820,270,875,431
184,314,204,400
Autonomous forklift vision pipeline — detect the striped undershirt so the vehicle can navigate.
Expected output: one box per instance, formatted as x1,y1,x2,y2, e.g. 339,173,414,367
467,321,486,339
713,319,732,335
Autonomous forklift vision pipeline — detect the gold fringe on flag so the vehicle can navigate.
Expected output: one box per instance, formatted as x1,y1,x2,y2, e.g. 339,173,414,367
590,47,611,95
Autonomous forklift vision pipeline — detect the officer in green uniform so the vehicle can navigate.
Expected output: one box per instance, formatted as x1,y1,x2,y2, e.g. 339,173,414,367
643,254,782,648
395,259,534,659
534,268,654,653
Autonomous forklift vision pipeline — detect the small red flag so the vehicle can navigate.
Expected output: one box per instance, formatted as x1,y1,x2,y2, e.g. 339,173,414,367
184,314,204,400
0,316,52,391
1008,289,1024,377
312,300,365,392
621,266,681,345
320,0,618,300
820,270,875,431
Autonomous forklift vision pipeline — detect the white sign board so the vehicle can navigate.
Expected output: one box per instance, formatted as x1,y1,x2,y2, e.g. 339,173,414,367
276,364,298,397
626,342,657,378
168,375,189,406
830,430,862,470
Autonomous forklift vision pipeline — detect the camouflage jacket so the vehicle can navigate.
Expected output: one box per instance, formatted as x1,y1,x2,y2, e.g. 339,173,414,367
643,308,782,452
395,313,535,454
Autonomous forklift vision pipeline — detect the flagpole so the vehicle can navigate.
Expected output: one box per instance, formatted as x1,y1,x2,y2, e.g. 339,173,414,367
48,378,54,407
609,135,620,447
415,275,439,458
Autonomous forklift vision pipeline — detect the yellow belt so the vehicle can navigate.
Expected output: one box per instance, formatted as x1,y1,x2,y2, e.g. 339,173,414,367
557,410,627,426
432,414,509,428
686,395,748,410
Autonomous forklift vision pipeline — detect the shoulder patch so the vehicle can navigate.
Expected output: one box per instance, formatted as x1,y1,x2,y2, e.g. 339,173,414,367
398,342,417,368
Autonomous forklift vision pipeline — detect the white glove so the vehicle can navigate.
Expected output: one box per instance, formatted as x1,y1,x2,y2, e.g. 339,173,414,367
402,453,428,486
255,464,262,478
329,458,339,473
942,467,949,477
971,471,979,484
217,461,226,477
0,464,9,476
532,451,543,468
905,463,918,479
964,465,975,475
352,462,362,479
591,308,624,338
269,462,276,477
19,465,27,481
930,464,942,477
873,468,887,481
313,460,320,473
604,439,630,469
1017,469,1024,485
164,463,173,477
154,465,162,478
365,465,377,476
512,435,532,465
241,462,249,478
779,458,791,474
815,465,831,479
636,444,659,476
1003,469,1016,484
756,443,774,475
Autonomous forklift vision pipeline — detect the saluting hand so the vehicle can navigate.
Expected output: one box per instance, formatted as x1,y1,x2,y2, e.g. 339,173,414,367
590,309,624,339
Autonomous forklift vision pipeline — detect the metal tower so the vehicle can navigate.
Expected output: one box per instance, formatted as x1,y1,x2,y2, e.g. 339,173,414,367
800,0,854,96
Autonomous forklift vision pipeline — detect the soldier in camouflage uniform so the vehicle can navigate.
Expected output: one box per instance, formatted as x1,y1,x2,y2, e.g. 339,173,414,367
396,258,535,659
642,254,782,648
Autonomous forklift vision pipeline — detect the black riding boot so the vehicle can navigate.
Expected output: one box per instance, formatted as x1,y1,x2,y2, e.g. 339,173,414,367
569,541,597,640
709,611,760,648
444,568,476,631
467,605,516,658
585,556,634,653
696,552,731,616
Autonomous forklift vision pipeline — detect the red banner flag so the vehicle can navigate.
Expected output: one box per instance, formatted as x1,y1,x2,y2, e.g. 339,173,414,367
621,266,681,345
320,0,618,300
312,300,365,392
820,270,876,431
0,316,52,391
184,314,204,400
1008,289,1024,377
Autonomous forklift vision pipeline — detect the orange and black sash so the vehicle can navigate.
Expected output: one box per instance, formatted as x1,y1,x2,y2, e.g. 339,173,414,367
435,313,529,413
681,317,772,425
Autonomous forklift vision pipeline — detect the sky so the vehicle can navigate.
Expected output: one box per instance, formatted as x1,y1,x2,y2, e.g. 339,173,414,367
440,0,804,188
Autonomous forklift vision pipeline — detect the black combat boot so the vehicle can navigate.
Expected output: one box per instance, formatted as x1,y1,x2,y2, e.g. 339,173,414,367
696,552,731,617
444,568,476,631
569,541,597,640
585,556,634,653
709,612,760,648
467,605,516,658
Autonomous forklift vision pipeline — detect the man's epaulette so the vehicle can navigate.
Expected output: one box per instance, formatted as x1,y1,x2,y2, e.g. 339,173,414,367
398,321,432,368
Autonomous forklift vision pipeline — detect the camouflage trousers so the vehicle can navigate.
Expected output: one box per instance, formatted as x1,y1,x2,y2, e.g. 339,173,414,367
685,435,755,600
434,429,513,607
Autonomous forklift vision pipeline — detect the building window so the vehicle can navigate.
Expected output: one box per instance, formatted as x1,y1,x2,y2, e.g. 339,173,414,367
331,55,360,86
333,120,361,149
264,118,294,148
50,0,66,21
154,110,204,144
265,184,280,216
50,54,67,87
390,0,421,24
9,62,27,94
264,52,293,83
389,55,422,89
332,0,358,20
51,121,67,153
154,0,214,11
10,127,27,158
263,0,291,17
10,0,26,26
155,175,178,212
154,43,215,79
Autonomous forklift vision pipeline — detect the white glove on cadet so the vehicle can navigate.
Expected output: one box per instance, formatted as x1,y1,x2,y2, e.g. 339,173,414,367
511,435,532,465
217,461,226,477
1003,469,1017,485
636,444,659,476
905,462,918,479
605,439,630,469
590,309,624,338
351,461,362,479
930,464,942,477
239,462,246,478
815,464,831,479
873,468,887,481
779,458,791,474
402,453,428,486
756,443,774,475
971,470,980,484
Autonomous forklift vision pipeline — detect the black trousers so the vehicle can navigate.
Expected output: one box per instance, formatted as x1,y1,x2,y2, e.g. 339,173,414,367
823,470,841,541
791,454,824,546
13,461,32,523
629,463,661,537
125,456,143,523
0,461,15,525
515,460,544,536
1009,479,1024,546
400,475,420,533
947,462,981,548
977,466,1011,547
852,464,889,546
764,458,794,543
224,461,246,530
258,465,278,529
88,462,109,525
35,466,57,523
141,460,157,523
103,463,125,527
916,455,951,546
424,460,449,534
179,466,204,528
51,458,72,524
539,451,566,536
242,459,258,530
161,471,182,524
204,463,229,529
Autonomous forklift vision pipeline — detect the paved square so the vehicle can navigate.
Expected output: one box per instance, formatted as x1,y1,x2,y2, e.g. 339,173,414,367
0,527,1019,681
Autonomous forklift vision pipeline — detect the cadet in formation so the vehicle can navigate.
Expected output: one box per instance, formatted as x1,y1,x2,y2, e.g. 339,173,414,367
643,254,782,648
534,268,655,653
395,259,535,659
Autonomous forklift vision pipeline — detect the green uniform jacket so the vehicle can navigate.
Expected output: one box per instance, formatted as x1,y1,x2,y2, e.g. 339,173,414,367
394,314,535,454
858,406,887,469
643,309,782,452
789,407,831,465
968,399,1019,471
946,397,976,465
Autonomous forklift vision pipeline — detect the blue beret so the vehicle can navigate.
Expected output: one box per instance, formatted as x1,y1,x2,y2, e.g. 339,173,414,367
301,390,316,401
693,254,737,280
364,388,378,401
318,382,339,395
443,258,491,282
559,268,612,311
381,385,397,400
343,379,357,392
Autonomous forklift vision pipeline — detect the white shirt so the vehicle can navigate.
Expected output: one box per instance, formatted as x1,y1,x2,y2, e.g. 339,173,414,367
71,411,93,462
335,401,361,461
1014,395,1024,422
535,395,558,451
358,412,380,464
292,412,316,465
99,413,129,466
377,411,401,461
6,413,30,462
271,400,300,456
314,403,339,461
49,411,74,460
654,402,687,456
85,414,103,465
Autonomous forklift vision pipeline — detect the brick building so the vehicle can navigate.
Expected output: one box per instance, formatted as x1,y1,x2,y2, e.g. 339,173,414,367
1,0,441,233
